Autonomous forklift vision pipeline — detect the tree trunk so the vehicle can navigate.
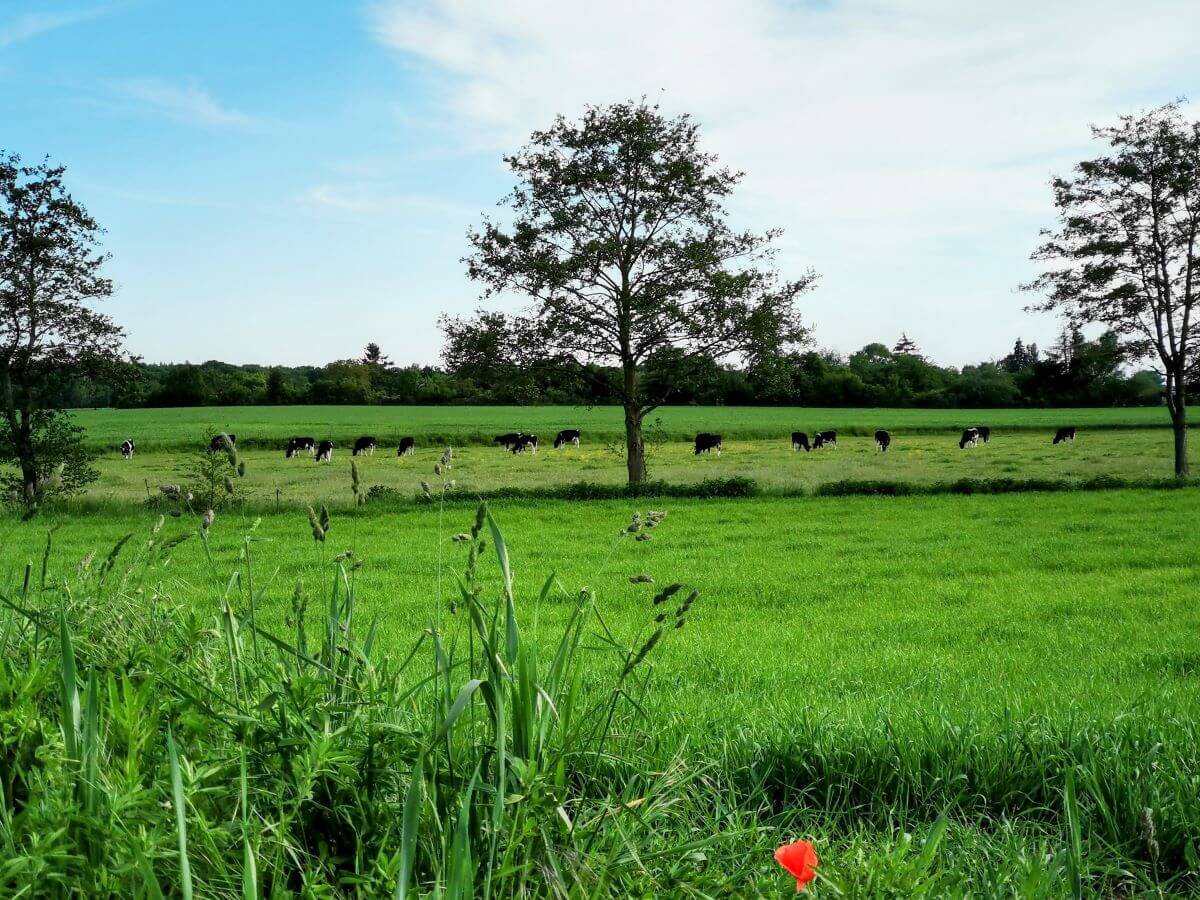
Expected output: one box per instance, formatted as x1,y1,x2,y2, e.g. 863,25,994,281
625,408,646,484
622,361,646,484
1171,387,1189,478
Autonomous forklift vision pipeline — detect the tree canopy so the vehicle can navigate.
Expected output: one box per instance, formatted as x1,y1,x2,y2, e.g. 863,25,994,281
1026,103,1200,475
457,100,815,481
0,152,127,509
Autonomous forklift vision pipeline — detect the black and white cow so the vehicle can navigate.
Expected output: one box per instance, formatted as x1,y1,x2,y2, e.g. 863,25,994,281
494,432,523,450
976,426,991,443
875,430,891,452
694,433,723,455
397,436,415,456
285,436,316,458
315,440,335,462
120,438,136,459
791,431,810,452
1053,426,1077,445
209,433,236,453
512,433,539,454
352,436,377,457
959,428,980,449
554,429,581,449
813,431,837,449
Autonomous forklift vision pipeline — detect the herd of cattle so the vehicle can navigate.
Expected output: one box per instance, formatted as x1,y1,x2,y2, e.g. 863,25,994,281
117,425,1079,461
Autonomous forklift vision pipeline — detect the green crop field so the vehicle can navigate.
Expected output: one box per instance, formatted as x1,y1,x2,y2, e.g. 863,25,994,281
3,488,1199,894
70,403,1181,451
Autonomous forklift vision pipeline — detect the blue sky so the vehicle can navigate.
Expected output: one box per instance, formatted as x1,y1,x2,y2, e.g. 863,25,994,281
3,1,1200,368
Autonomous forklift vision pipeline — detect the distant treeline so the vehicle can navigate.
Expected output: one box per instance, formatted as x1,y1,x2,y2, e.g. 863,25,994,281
54,331,1171,410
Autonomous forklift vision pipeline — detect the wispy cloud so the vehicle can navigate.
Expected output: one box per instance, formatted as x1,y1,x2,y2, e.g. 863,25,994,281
304,182,471,218
114,78,260,129
0,5,112,49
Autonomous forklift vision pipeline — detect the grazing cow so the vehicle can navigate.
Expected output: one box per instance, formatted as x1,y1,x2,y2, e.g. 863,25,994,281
813,431,837,449
554,429,581,449
352,436,377,457
976,426,991,443
315,440,334,462
875,430,891,452
209,433,236,453
397,436,415,456
494,432,523,450
120,439,136,459
1053,426,1077,445
694,432,723,455
512,433,539,454
285,436,316,458
959,427,980,449
791,431,810,452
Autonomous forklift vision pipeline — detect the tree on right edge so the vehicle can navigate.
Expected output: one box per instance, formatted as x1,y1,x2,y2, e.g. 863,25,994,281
1027,103,1199,477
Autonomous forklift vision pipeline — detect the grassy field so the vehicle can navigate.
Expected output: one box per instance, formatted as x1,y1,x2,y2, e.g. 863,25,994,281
2,489,1199,893
85,428,1196,507
70,403,1181,451
5,405,1198,893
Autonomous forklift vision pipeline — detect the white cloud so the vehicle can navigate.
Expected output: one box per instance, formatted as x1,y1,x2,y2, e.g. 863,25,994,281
115,79,260,129
370,0,1200,364
0,5,111,49
304,182,472,219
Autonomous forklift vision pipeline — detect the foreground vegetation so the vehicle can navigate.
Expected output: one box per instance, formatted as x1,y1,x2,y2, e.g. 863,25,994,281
2,490,1198,895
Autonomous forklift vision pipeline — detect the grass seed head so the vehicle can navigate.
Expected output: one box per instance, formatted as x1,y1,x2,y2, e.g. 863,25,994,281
630,574,655,584
653,583,684,605
1141,807,1160,865
201,509,215,531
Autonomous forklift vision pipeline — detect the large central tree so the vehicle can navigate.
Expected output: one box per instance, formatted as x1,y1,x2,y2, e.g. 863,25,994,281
458,100,814,483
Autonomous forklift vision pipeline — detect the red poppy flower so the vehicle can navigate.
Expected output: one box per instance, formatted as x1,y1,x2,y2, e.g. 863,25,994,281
775,839,818,891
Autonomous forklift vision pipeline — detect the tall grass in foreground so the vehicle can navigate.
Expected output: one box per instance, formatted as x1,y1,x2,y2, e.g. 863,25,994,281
1,502,1199,895
0,503,735,896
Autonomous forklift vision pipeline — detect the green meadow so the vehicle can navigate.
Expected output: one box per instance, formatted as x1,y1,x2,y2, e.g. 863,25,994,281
3,487,1200,894
3,406,1199,895
72,403,1180,451
88,428,1197,507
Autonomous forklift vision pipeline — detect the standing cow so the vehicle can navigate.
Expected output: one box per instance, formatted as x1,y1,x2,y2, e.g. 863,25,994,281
1053,427,1077,444
694,433,723,455
554,429,581,449
120,439,136,459
813,431,837,449
315,440,335,463
285,436,316,458
352,436,377,457
791,431,810,452
397,436,416,456
976,426,991,443
494,432,523,450
875,430,891,452
959,428,980,449
512,433,539,454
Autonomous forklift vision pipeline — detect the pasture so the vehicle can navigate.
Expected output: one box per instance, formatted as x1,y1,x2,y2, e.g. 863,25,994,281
88,429,1195,508
71,403,1180,451
2,488,1200,893
4,405,1199,894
